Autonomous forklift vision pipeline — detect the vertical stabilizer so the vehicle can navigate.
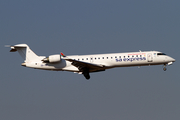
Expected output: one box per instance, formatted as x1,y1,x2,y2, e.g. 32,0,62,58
10,44,40,62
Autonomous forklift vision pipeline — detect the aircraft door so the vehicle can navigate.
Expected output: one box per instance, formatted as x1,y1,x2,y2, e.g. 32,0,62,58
147,53,153,62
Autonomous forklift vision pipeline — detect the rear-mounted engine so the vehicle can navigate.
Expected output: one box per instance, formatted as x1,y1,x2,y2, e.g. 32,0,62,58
42,54,61,63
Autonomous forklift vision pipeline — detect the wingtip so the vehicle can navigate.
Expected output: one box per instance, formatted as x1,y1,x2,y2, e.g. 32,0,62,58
61,52,66,57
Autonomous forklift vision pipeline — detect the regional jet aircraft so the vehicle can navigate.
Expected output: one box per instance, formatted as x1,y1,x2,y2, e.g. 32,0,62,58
7,44,175,79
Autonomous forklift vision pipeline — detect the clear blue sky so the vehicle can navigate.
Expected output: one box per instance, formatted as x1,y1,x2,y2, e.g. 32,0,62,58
1,1,180,120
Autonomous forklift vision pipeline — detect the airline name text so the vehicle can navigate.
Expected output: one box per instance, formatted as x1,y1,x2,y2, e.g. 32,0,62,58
116,57,146,62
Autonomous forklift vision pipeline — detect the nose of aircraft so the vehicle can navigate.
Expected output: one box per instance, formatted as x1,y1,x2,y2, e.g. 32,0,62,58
169,57,175,62
166,57,175,65
172,58,176,62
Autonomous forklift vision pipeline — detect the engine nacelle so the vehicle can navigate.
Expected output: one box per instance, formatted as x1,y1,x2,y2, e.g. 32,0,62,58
43,54,61,63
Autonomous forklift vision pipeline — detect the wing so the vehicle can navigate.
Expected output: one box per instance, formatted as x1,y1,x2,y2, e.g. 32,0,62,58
61,53,105,73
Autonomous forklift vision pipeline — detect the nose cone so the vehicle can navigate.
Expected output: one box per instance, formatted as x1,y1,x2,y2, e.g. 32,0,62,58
169,57,175,62
166,57,175,65
172,58,176,62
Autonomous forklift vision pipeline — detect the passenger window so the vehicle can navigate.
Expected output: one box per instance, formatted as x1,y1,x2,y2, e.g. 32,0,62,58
86,58,88,60
107,57,108,59
102,57,104,59
119,56,121,58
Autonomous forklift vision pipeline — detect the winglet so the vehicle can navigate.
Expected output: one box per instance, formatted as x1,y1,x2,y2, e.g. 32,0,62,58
61,52,66,57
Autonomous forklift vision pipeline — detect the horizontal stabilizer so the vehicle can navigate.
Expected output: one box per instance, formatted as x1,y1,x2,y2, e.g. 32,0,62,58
10,47,17,52
7,44,40,62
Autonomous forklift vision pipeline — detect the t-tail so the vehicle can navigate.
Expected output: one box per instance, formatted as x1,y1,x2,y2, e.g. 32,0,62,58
8,44,41,62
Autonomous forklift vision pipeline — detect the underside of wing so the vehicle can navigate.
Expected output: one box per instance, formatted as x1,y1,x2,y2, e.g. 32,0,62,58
61,53,105,73
64,58,105,72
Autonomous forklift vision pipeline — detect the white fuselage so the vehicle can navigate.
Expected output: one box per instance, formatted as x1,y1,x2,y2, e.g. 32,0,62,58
25,51,175,72
8,44,175,79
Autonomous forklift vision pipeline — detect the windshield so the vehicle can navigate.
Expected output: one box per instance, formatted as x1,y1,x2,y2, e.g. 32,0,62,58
157,53,166,55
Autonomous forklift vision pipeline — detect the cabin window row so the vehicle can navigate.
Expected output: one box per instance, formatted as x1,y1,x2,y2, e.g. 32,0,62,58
76,55,143,61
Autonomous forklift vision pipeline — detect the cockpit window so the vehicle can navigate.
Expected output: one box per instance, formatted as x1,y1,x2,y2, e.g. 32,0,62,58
157,53,166,55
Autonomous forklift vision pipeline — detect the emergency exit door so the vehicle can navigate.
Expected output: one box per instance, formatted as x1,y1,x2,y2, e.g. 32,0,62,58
147,53,153,62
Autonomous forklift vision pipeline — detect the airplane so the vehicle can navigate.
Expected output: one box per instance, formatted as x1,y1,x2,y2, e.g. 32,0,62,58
7,44,175,80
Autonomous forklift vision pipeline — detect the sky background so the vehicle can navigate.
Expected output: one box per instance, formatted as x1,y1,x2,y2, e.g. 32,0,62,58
1,0,180,120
